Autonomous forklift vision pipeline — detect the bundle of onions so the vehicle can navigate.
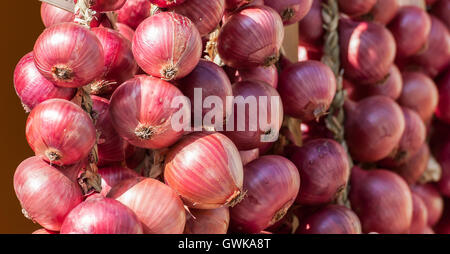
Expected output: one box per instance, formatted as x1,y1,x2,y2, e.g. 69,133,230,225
184,207,230,234
98,166,139,196
411,184,444,226
117,0,152,30
263,0,313,26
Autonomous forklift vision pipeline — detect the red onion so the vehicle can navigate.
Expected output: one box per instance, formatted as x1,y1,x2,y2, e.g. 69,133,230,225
338,0,377,16
171,0,225,37
223,80,283,150
132,12,202,81
40,3,74,28
14,157,83,231
264,0,313,25
164,132,244,209
388,6,431,58
435,199,450,234
398,71,439,122
185,207,230,234
98,166,139,197
90,27,138,95
432,0,450,29
411,16,450,78
409,193,428,234
289,139,350,205
60,195,143,234
239,148,260,166
296,205,362,234
177,59,232,131
368,0,399,25
225,0,254,11
26,99,96,166
297,0,323,46
349,166,413,234
422,227,435,234
339,18,396,85
278,60,336,122
218,6,284,68
125,147,147,170
230,155,300,233
13,52,76,112
150,0,187,8
411,184,444,226
87,0,127,12
33,229,58,234
109,75,190,149
392,144,430,185
33,22,104,88
345,96,405,163
107,177,186,233
353,65,403,100
117,0,151,30
116,23,135,42
426,0,439,5
437,141,450,197
437,72,450,125
233,65,279,89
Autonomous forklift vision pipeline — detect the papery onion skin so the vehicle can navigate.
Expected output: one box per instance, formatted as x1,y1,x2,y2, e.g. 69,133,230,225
60,195,143,234
263,0,313,26
26,99,96,166
230,155,300,233
14,52,76,112
117,0,152,30
411,184,444,226
354,65,403,100
368,0,399,25
235,65,279,89
239,148,260,166
339,18,396,85
295,205,362,234
431,0,450,29
14,157,83,231
297,0,323,46
108,177,186,234
132,12,202,81
349,166,413,234
33,22,105,88
437,71,450,125
289,139,350,206
116,23,135,42
388,6,431,58
222,80,284,151
278,60,336,122
409,193,428,234
392,144,430,185
338,0,377,16
218,5,284,68
171,0,226,37
150,0,187,8
345,96,405,163
98,166,139,196
89,0,127,12
40,3,74,28
164,132,244,209
184,207,230,234
109,75,190,150
398,71,439,123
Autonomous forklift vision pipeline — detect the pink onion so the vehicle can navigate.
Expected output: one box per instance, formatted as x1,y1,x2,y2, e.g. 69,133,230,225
239,148,260,166
218,6,284,68
225,0,258,11
230,155,300,233
98,166,139,196
233,65,279,88
263,0,313,25
368,0,399,25
88,0,127,12
32,229,58,234
297,0,323,46
132,12,202,81
338,0,377,16
26,99,96,166
353,65,403,100
435,199,450,234
409,193,428,234
40,3,74,28
14,157,83,231
33,22,104,88
164,132,244,209
437,71,450,125
116,23,135,42
117,0,151,30
431,0,450,29
107,177,186,233
392,144,430,185
13,52,76,112
150,0,187,8
411,184,444,226
278,60,336,122
185,207,230,234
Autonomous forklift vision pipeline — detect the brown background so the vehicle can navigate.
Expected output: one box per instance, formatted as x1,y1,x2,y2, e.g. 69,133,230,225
0,1,43,233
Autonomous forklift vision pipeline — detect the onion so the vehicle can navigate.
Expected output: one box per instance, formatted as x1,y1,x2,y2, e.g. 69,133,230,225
398,71,439,123
411,184,444,226
88,0,127,12
409,193,428,234
107,177,186,233
349,166,413,234
388,6,431,58
278,60,336,122
230,155,300,233
338,0,377,16
355,65,403,100
222,80,283,150
344,96,405,163
14,157,83,231
435,199,450,234
437,71,450,125
431,0,450,29
297,0,323,46
40,3,74,28
60,194,143,234
13,52,76,112
295,205,362,234
234,65,279,89
239,148,260,166
339,18,396,85
184,207,230,234
98,166,139,196
109,75,190,149
116,23,135,42
289,139,350,205
164,132,244,209
90,27,138,95
125,147,147,170
411,16,450,78
392,144,430,185
225,0,254,11
33,22,104,88
117,0,151,30
150,0,187,8
171,0,225,37
368,0,399,25
132,12,202,81
263,0,313,25
177,59,232,131
218,5,284,68
32,229,58,234
437,141,450,197
26,99,96,166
